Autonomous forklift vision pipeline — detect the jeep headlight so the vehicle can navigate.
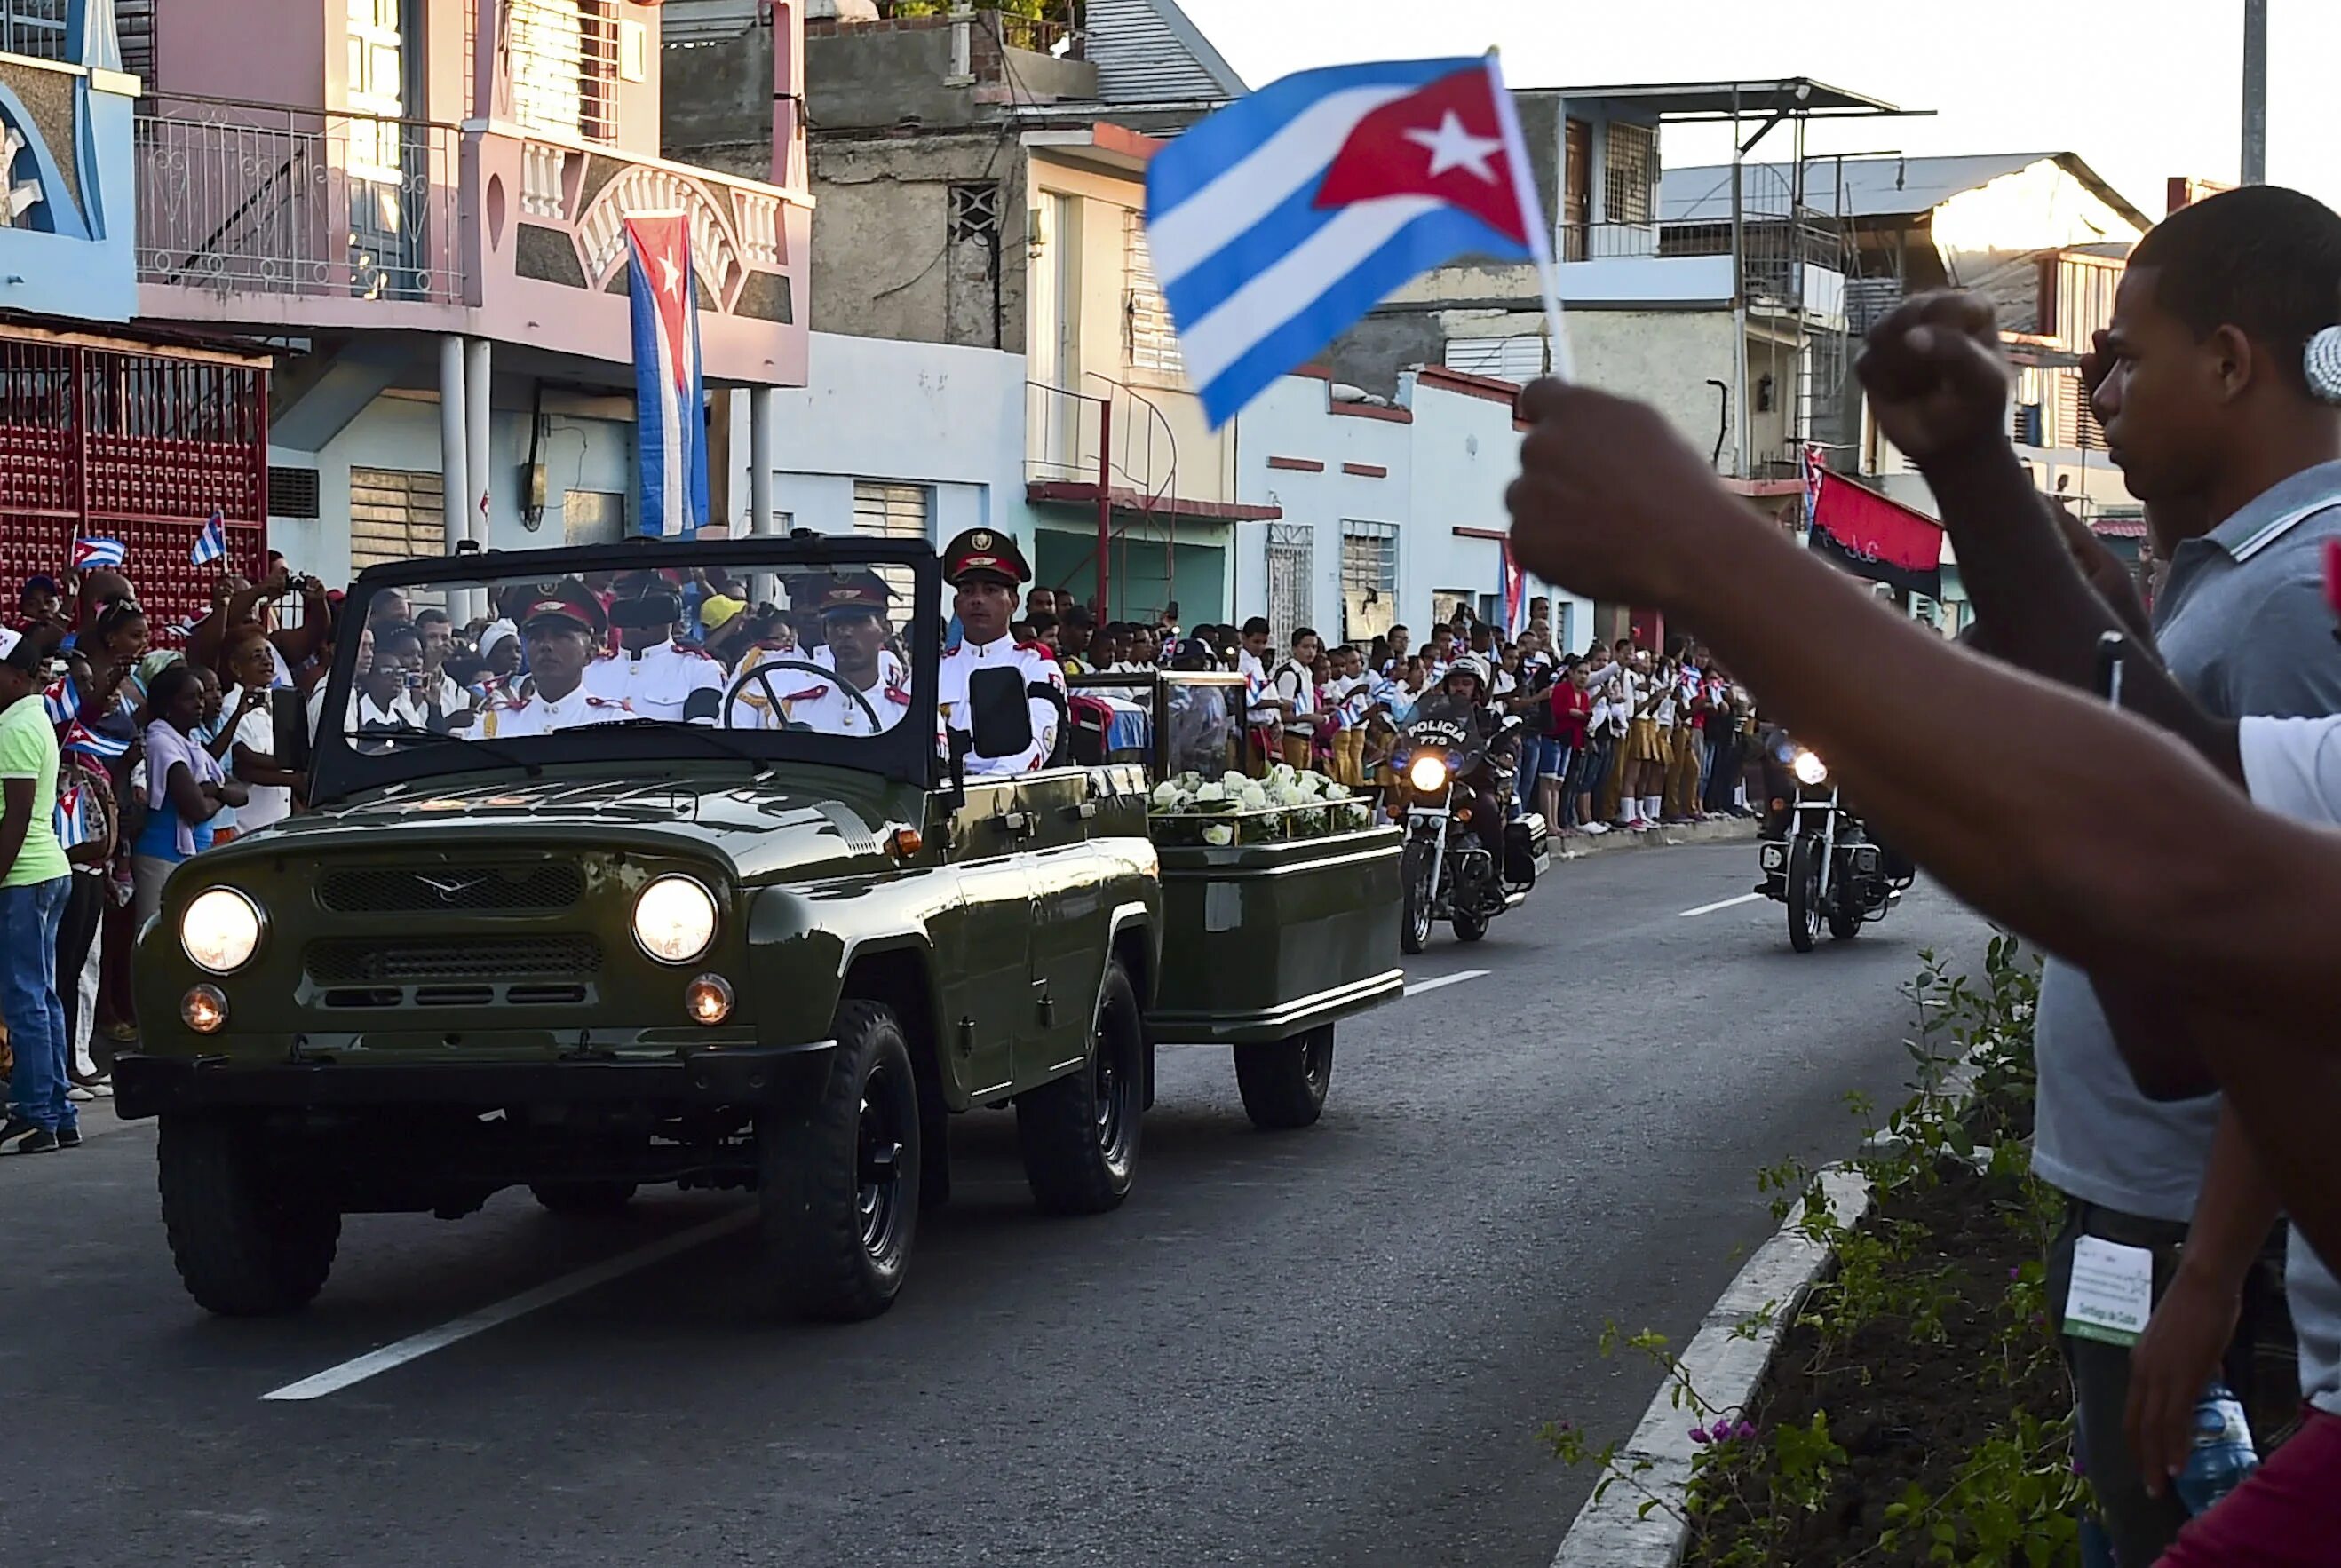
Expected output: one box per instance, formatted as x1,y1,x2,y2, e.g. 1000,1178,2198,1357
181,887,263,974
1409,752,1450,793
1791,748,1829,788
633,875,717,965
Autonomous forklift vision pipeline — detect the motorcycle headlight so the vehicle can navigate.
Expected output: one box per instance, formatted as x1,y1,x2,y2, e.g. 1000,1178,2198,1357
1408,753,1450,793
633,875,718,965
1791,748,1829,788
180,887,264,975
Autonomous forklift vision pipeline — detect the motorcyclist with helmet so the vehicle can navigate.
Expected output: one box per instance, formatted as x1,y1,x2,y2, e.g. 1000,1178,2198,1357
1406,653,1515,860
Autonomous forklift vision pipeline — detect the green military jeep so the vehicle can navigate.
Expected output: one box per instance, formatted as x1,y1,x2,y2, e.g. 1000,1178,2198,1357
119,537,1401,1322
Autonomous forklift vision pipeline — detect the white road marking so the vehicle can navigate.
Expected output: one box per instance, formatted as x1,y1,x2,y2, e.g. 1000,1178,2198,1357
1401,969,1488,998
262,1210,754,1402
1678,892,1764,919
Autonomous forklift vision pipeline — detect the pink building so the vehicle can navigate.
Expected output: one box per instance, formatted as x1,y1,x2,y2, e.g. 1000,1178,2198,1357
129,0,811,573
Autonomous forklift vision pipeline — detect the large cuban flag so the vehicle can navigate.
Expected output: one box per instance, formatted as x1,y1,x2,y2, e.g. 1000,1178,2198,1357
1147,55,1551,427
626,211,710,538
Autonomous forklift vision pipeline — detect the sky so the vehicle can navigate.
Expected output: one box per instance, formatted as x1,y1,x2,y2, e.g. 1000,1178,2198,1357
1173,0,2341,218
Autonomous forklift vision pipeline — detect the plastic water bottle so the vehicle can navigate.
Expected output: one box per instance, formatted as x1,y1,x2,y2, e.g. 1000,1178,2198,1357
2173,1383,2259,1517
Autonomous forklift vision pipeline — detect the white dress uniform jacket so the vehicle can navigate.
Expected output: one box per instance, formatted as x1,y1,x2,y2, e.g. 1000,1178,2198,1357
937,633,1064,775
583,638,726,723
480,682,633,738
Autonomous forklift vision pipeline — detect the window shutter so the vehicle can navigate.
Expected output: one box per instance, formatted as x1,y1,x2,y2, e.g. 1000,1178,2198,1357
1124,210,1186,378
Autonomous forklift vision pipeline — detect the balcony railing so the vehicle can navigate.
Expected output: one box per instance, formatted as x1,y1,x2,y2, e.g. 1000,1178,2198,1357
134,95,466,305
1558,215,1849,313
0,0,67,60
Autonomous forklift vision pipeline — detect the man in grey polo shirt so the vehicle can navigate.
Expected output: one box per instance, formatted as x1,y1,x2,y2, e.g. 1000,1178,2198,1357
1851,184,2341,1565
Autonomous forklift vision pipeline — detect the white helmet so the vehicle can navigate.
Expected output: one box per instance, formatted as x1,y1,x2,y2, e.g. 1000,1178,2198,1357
1443,653,1491,693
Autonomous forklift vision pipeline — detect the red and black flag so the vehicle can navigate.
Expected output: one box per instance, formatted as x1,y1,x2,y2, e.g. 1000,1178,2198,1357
1806,469,1944,601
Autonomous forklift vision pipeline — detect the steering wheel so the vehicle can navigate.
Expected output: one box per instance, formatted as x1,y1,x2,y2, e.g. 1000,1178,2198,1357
724,658,884,733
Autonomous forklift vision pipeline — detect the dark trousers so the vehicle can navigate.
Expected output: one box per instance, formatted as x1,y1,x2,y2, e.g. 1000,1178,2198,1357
2045,1197,2296,1568
1703,732,1743,812
54,869,103,1059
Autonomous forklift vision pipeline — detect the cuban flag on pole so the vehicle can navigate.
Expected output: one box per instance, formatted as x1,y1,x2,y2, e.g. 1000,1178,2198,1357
190,508,228,566
1498,539,1527,636
1147,53,1566,428
625,211,710,538
73,537,127,570
1802,443,1827,527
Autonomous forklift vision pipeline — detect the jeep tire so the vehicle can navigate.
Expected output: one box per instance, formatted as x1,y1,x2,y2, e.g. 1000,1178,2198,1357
1016,957,1142,1214
758,1001,920,1322
157,1114,340,1317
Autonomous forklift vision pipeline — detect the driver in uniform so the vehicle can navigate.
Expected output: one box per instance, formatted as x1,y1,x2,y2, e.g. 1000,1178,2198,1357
771,574,913,736
480,584,634,738
935,528,1064,774
584,572,726,723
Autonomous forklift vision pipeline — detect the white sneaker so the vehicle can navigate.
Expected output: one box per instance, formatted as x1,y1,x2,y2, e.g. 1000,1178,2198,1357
67,1086,95,1103
1582,820,1608,835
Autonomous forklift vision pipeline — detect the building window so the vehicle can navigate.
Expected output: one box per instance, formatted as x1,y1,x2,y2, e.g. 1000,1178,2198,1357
0,0,69,61
949,183,1001,245
1124,209,1185,379
1444,336,1545,383
1338,520,1397,642
1602,121,1658,227
853,482,932,604
348,466,448,571
507,0,620,144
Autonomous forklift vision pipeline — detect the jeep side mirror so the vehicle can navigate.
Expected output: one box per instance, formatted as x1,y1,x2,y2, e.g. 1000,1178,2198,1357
272,685,312,775
967,666,1032,760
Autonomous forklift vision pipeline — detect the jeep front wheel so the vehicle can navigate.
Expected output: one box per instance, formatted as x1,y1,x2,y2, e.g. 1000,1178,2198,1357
1016,958,1142,1214
157,1114,339,1317
758,1002,920,1321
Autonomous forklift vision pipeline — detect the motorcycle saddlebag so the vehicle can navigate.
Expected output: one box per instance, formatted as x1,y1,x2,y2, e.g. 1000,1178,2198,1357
1504,812,1551,885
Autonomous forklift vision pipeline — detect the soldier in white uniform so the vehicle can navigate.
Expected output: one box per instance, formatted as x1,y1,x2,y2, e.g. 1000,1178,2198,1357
935,528,1065,775
480,584,633,739
769,574,914,736
585,574,726,723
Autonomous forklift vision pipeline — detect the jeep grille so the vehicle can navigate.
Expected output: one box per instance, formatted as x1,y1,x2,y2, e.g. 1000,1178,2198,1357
318,864,584,915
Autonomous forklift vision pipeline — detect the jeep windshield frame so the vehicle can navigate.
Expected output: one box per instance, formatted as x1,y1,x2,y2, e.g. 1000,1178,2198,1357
307,536,948,803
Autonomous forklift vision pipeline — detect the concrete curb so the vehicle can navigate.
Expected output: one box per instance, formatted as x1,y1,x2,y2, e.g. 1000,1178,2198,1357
1554,817,1758,862
1548,1058,1981,1567
1548,1166,1872,1568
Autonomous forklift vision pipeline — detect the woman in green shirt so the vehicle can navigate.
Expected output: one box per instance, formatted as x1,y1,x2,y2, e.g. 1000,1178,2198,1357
0,624,75,1152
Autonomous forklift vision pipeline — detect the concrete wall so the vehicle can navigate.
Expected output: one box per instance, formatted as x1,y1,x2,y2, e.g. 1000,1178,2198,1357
734,329,1034,547
802,132,1021,347
805,17,1095,133
268,388,638,586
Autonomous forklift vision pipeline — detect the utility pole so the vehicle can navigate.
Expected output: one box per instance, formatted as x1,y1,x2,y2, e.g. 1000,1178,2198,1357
2242,0,2268,185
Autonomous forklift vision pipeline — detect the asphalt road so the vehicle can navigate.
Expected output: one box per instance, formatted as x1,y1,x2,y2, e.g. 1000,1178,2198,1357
4,843,1986,1568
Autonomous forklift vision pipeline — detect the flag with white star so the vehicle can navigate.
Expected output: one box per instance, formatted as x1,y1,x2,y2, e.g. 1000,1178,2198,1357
625,211,710,538
1146,54,1553,426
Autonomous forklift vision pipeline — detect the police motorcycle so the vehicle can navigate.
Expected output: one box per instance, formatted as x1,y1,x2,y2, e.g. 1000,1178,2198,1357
1389,659,1551,954
1755,734,1913,952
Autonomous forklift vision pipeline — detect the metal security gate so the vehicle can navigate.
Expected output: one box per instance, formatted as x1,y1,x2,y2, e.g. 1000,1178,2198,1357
1265,522,1312,648
0,328,269,640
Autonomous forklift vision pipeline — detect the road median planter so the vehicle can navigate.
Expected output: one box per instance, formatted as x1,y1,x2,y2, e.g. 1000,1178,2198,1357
1551,937,2093,1567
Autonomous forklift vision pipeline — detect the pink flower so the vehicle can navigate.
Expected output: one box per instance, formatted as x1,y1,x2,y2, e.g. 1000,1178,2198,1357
1689,1425,1710,1445
1734,1420,1757,1440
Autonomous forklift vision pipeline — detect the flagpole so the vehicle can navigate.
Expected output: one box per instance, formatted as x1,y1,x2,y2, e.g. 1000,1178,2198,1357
1486,49,1575,382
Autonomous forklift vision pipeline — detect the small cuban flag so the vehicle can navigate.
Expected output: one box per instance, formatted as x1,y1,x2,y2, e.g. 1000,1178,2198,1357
1146,52,1565,428
624,210,710,539
62,718,131,760
73,536,127,570
191,509,229,566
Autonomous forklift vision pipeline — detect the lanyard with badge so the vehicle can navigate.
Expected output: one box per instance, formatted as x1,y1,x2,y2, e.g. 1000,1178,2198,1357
2053,630,2160,1345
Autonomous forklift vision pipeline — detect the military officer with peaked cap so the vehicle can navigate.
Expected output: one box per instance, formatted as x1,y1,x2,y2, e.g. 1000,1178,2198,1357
480,583,634,738
774,574,915,737
936,528,1064,774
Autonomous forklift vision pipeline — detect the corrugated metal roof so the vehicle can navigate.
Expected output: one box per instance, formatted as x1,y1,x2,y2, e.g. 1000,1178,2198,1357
1083,0,1247,105
1661,153,2152,232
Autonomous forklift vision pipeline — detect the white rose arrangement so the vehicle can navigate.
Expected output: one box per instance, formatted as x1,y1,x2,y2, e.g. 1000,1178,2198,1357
1146,763,1374,846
